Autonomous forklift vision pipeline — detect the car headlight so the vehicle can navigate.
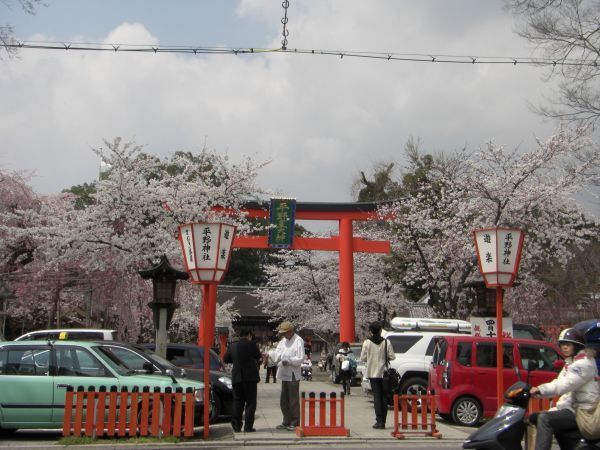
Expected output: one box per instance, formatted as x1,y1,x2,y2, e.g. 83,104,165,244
195,388,205,402
218,376,233,389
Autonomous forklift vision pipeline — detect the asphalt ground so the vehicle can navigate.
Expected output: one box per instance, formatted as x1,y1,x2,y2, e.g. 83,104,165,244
0,367,560,449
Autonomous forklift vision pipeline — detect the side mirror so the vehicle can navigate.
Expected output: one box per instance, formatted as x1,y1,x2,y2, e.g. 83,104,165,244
553,360,565,372
142,361,154,374
165,368,178,383
514,365,522,380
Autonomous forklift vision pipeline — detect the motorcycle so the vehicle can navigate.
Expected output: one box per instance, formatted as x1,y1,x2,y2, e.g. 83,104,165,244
463,377,600,450
318,358,327,372
301,361,313,381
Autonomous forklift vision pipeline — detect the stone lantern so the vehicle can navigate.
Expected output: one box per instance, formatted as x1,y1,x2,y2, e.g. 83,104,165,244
139,255,188,359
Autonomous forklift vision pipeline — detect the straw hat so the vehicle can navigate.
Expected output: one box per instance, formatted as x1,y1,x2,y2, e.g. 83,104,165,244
277,321,294,334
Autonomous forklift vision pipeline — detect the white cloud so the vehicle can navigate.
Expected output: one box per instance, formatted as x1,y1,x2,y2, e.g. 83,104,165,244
1,2,560,210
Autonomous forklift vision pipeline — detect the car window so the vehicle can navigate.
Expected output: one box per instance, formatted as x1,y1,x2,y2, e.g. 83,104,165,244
476,343,514,368
0,348,50,375
432,338,448,366
103,346,153,371
425,338,437,356
167,348,194,366
456,342,472,366
56,347,110,377
136,348,176,369
519,344,560,371
387,335,423,354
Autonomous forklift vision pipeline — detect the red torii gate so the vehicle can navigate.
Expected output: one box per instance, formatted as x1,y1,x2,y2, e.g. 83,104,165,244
204,201,391,343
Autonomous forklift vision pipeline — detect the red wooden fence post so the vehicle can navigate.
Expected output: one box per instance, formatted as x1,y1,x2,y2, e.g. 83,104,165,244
73,386,85,436
95,386,107,438
107,385,118,436
117,387,128,437
329,392,337,428
62,386,74,436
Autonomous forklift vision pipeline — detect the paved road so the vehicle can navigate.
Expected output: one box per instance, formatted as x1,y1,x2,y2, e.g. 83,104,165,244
1,366,543,449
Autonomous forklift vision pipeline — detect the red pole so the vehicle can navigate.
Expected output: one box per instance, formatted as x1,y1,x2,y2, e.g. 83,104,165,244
202,284,218,439
339,218,355,342
197,285,209,346
496,287,504,411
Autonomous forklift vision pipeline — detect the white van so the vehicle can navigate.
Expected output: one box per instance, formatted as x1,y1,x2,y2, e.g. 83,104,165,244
14,329,117,341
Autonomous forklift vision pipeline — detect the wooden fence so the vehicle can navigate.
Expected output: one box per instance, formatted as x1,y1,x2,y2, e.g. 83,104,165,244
62,385,196,438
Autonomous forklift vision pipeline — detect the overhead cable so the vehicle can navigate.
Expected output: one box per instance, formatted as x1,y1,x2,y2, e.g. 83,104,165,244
1,40,595,68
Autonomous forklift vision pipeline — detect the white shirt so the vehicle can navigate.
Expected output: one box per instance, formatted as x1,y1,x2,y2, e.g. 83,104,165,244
273,334,305,381
360,338,395,379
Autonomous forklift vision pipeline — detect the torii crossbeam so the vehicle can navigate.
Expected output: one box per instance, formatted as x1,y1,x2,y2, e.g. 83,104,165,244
214,201,391,342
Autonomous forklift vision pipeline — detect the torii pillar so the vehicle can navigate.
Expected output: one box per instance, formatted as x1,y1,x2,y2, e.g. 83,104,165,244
213,201,391,343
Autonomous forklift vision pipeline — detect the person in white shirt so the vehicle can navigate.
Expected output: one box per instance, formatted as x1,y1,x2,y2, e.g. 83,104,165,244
271,321,305,431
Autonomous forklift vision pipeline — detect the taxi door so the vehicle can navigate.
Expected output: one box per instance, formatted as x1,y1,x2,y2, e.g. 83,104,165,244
51,345,117,424
0,344,54,425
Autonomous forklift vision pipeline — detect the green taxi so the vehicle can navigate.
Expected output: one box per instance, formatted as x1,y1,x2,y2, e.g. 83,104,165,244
0,340,205,432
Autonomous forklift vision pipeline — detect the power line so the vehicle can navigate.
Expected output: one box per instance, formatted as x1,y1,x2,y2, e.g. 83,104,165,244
1,40,596,68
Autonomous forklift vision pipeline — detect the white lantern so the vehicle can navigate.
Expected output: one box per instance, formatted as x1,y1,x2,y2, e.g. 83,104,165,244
178,222,236,284
473,227,525,288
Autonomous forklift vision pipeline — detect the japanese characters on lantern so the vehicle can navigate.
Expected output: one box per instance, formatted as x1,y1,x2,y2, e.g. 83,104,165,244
178,222,236,283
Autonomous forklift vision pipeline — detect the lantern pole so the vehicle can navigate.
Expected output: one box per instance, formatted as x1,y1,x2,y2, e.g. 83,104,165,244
495,287,504,410
473,227,525,413
178,222,236,440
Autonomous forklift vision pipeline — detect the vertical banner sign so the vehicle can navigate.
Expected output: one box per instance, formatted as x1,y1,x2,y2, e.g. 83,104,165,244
473,228,525,287
268,198,296,248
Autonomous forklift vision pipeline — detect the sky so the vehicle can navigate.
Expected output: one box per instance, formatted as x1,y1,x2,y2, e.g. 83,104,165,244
1,0,564,212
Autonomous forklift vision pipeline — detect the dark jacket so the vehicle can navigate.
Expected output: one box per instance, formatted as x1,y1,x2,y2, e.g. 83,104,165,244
223,338,262,384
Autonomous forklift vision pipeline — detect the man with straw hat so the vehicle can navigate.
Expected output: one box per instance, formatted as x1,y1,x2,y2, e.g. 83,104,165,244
271,320,305,431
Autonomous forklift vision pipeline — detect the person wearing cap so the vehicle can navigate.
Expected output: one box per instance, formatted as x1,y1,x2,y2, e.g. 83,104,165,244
529,327,599,450
223,328,262,433
272,320,305,431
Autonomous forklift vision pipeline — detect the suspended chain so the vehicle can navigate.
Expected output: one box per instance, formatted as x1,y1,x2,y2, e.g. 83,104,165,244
281,0,290,50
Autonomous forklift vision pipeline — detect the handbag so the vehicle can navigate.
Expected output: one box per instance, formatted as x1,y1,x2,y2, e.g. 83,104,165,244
341,359,350,371
382,339,400,393
576,403,600,440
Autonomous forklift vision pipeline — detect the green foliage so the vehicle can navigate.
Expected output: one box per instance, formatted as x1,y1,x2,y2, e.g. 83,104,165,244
62,183,97,210
356,137,444,303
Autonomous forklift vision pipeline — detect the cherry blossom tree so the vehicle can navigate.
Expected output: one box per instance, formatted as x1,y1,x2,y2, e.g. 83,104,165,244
29,138,266,272
255,248,406,342
380,127,599,319
1,138,267,339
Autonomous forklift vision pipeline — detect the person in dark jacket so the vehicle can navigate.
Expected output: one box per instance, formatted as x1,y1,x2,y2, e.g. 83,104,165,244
223,329,262,432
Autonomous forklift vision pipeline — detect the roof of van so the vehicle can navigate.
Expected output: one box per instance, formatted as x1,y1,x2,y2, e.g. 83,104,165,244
17,329,116,334
389,317,471,333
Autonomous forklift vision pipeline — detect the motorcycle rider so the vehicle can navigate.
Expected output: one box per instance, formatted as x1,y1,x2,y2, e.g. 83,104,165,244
529,328,599,450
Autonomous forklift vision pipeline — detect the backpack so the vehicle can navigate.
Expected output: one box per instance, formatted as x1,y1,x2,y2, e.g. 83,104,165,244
348,357,357,375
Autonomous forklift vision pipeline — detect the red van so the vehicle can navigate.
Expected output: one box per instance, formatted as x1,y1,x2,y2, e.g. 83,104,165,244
429,335,563,426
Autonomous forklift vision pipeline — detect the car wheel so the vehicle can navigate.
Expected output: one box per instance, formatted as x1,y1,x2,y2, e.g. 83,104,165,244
400,377,428,397
400,377,429,410
451,396,482,426
209,390,222,423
